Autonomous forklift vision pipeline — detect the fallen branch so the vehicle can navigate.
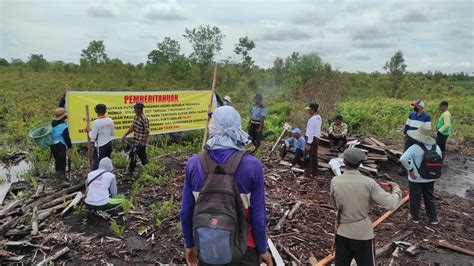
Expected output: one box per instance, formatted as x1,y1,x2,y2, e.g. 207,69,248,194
274,209,290,231
281,245,302,264
437,240,474,256
288,201,302,220
267,239,284,266
61,191,84,215
31,206,39,235
37,247,70,266
375,231,413,257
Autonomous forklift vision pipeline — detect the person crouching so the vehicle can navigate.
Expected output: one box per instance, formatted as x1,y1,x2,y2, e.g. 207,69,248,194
279,128,305,167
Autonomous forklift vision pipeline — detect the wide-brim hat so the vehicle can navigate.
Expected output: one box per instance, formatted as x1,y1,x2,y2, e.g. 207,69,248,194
223,95,231,103
407,126,435,145
53,108,67,120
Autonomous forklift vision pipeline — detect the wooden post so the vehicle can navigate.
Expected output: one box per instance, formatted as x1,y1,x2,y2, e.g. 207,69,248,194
85,105,92,171
201,64,218,151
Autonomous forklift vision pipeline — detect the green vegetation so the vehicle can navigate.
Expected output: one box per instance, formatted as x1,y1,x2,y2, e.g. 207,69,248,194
110,218,125,237
111,152,128,169
150,200,178,228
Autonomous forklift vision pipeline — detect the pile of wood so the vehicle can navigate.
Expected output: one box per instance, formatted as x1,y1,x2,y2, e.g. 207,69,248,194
279,133,403,177
0,183,83,262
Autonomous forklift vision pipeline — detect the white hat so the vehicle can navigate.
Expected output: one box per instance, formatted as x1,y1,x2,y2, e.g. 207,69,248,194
223,95,231,103
407,125,435,145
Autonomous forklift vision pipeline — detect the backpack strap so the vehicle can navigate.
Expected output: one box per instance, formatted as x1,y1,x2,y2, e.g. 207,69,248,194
198,151,244,176
222,151,245,175
199,151,218,176
86,171,107,187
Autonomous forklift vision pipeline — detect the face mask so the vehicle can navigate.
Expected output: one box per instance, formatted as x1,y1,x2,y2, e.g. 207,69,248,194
413,107,420,112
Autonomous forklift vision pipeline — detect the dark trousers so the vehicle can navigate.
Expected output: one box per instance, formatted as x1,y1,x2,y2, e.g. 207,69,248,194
304,137,319,177
92,141,113,170
335,235,376,266
50,142,66,172
85,202,120,211
199,248,259,266
280,145,304,165
329,134,347,150
436,132,448,159
129,144,148,173
248,123,263,149
409,181,437,222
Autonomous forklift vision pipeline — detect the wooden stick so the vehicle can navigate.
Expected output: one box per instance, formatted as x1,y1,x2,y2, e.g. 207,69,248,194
31,206,38,235
271,128,287,153
201,64,218,151
375,231,413,257
39,192,78,210
274,209,290,231
288,201,303,220
267,239,284,266
315,195,410,266
86,105,92,171
281,245,302,264
37,247,70,266
61,192,83,215
438,240,474,256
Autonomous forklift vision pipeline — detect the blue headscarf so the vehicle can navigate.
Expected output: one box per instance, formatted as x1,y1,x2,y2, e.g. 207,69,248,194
205,106,250,151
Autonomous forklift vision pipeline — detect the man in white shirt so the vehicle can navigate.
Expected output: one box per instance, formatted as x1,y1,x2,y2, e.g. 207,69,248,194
87,104,115,170
304,103,322,177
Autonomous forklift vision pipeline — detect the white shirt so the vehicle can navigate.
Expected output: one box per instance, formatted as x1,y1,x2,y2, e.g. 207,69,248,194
85,170,117,206
89,117,115,147
306,114,322,144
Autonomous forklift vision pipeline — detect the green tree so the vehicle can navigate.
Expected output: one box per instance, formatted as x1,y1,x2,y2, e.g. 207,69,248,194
288,53,322,85
81,40,109,66
10,58,24,66
273,57,285,85
234,36,255,68
0,58,9,66
183,25,225,66
147,37,182,64
384,50,407,98
27,54,47,72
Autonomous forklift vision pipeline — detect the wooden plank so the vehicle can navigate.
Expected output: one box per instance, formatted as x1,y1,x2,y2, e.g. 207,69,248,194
288,201,303,220
0,182,12,205
268,239,284,266
369,137,386,147
438,240,474,256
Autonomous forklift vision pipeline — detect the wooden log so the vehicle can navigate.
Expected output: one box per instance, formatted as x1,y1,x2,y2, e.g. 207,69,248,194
61,191,83,215
281,245,302,264
271,123,291,153
2,240,52,250
39,192,78,210
315,195,410,265
437,240,474,256
375,231,413,257
23,183,83,212
288,201,303,220
274,210,290,231
37,247,70,266
31,206,39,235
0,182,12,205
0,199,25,218
34,184,45,197
267,239,284,266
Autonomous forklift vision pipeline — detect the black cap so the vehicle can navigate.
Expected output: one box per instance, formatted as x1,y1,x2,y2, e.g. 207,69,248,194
255,93,263,101
94,103,107,114
134,102,144,109
439,101,448,107
335,115,343,120
305,102,319,111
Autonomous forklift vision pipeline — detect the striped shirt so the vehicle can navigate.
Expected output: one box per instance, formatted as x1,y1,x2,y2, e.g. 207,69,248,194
132,114,149,144
403,111,431,134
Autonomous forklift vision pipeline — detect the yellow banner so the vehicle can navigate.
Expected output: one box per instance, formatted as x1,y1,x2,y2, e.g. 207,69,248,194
66,90,213,143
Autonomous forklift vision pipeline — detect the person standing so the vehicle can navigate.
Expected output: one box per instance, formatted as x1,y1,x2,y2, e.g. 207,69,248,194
400,126,441,225
400,100,431,175
436,101,451,159
248,93,266,154
223,95,232,106
331,148,402,266
304,103,322,177
328,115,348,152
280,128,305,166
122,102,149,174
180,106,272,266
87,104,115,170
50,108,72,179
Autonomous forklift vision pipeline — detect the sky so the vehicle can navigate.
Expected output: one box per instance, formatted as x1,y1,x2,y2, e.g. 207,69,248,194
0,0,473,73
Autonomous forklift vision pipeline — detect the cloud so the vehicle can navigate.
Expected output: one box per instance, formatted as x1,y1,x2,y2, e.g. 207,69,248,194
355,39,393,49
86,3,119,18
143,0,186,21
255,20,313,42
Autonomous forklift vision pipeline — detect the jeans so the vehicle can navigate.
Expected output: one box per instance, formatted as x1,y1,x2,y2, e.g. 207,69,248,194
335,235,376,266
280,145,304,165
92,141,113,170
304,137,319,177
409,181,438,222
199,248,259,266
50,142,66,172
329,134,347,150
129,144,148,173
436,132,448,159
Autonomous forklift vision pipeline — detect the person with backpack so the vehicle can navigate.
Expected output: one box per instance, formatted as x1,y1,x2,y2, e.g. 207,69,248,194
180,106,272,266
50,108,72,179
84,157,125,210
400,125,442,225
86,104,115,170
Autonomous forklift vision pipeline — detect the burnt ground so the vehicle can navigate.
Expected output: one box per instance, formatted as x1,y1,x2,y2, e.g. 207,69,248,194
2,145,473,265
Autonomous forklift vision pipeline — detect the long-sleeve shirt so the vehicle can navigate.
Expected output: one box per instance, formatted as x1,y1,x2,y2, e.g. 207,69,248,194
305,114,322,144
284,136,305,152
403,111,431,134
180,149,267,254
329,122,348,136
89,116,115,147
84,158,117,206
437,111,452,136
51,120,72,148
330,170,402,240
400,143,442,183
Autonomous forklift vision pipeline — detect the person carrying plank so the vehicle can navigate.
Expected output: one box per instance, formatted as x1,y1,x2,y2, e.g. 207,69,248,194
279,128,305,167
86,104,115,170
50,108,72,179
304,102,322,177
122,102,149,175
180,106,272,266
248,93,266,154
436,100,451,160
330,148,402,266
328,115,348,152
